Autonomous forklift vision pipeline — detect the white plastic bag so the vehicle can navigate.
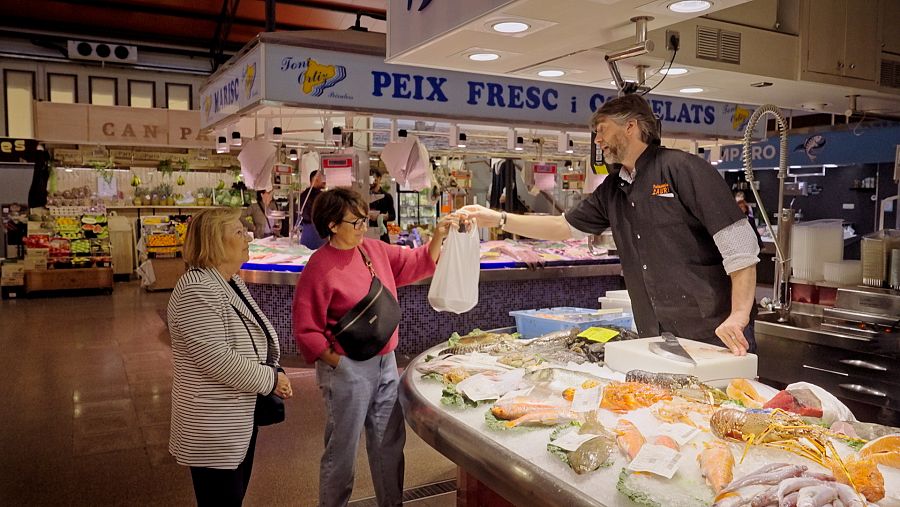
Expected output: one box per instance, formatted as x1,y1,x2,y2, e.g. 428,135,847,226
428,221,480,313
785,381,857,424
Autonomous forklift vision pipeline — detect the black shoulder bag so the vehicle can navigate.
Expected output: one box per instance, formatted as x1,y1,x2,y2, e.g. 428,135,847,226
330,247,401,361
229,282,285,427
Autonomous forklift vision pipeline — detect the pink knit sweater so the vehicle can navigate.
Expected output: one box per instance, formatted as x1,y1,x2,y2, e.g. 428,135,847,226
292,238,436,363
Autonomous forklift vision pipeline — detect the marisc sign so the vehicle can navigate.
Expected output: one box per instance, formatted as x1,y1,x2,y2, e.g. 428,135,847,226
200,44,765,137
201,49,261,126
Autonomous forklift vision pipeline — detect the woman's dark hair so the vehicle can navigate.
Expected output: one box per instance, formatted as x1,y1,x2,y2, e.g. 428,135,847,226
312,187,368,239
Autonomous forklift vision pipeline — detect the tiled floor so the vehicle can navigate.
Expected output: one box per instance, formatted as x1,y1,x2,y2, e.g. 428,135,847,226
0,281,456,506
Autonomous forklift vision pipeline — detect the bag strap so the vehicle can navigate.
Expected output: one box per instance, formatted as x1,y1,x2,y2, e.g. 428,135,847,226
357,246,377,279
231,305,263,363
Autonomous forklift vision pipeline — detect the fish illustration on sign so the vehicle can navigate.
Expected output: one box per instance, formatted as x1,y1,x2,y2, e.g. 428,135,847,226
794,134,826,161
299,58,347,97
203,95,212,120
244,63,256,97
731,105,751,132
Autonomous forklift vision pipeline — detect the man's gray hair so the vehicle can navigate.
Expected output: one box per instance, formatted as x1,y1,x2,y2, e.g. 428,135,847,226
590,94,660,144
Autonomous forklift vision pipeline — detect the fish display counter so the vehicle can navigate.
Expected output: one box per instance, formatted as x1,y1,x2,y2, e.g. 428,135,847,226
399,331,900,507
238,237,624,358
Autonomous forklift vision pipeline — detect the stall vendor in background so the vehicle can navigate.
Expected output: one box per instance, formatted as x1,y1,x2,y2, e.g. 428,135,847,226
368,168,396,244
463,94,760,356
298,170,327,250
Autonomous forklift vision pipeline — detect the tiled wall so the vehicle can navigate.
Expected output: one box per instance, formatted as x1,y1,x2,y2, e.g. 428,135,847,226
246,274,625,361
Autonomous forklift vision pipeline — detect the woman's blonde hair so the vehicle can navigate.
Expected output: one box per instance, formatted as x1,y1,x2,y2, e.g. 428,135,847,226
182,207,244,268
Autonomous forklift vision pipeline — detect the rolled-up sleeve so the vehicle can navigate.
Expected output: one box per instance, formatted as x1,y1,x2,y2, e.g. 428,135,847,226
713,219,761,274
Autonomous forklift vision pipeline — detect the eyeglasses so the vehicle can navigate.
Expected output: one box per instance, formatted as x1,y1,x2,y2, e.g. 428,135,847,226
342,217,368,230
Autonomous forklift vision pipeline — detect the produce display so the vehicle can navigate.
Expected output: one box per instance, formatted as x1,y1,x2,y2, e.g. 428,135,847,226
25,209,112,269
140,215,189,257
409,328,900,507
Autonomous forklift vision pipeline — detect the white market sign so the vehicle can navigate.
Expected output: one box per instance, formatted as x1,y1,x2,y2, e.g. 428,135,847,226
201,43,763,138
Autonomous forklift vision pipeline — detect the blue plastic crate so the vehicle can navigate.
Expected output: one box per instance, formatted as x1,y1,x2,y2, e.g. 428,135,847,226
509,307,634,339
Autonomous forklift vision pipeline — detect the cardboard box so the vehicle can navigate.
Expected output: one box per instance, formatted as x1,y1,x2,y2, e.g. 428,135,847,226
24,248,50,271
1,262,25,286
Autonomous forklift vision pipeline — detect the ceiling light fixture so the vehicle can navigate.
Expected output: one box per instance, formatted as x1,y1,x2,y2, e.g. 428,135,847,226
660,67,689,75
668,1,713,13
515,136,524,151
331,126,343,143
272,126,283,142
230,130,242,147
566,139,575,154
538,70,565,78
398,129,408,138
679,87,704,93
492,21,529,34
468,52,500,62
216,136,229,154
457,133,467,148
289,149,298,161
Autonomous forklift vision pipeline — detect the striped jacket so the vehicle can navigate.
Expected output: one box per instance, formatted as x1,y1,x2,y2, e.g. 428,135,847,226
167,267,279,469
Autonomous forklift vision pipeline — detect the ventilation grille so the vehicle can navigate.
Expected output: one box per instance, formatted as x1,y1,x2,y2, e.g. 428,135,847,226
696,26,741,64
880,58,900,89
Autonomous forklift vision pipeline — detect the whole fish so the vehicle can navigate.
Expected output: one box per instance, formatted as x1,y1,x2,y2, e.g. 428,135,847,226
505,408,581,428
491,398,557,420
698,441,735,494
568,434,615,474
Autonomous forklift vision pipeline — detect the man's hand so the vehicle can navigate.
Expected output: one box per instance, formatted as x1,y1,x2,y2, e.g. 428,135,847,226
715,313,750,356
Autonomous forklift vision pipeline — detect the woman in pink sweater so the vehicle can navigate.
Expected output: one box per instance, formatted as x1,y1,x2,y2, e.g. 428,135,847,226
292,188,452,507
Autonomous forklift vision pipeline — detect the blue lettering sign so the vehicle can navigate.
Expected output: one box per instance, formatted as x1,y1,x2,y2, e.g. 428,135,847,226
213,78,240,113
370,71,448,102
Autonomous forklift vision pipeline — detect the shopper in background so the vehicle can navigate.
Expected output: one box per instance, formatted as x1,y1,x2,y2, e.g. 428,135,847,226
462,94,760,355
736,199,763,248
249,189,276,239
299,170,327,249
368,168,396,243
168,207,293,506
292,188,454,507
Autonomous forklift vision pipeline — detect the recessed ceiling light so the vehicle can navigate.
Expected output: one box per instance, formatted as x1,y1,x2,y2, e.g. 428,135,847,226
469,52,500,61
679,87,704,93
538,70,565,77
660,67,689,75
668,1,713,13
492,21,529,34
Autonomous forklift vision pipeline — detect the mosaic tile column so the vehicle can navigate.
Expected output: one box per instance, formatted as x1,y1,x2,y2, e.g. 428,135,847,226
246,274,625,360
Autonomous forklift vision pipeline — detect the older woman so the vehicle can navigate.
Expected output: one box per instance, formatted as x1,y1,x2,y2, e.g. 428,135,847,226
168,207,292,506
293,188,452,507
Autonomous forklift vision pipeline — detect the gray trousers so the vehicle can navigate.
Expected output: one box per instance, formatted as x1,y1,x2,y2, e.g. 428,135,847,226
315,352,406,507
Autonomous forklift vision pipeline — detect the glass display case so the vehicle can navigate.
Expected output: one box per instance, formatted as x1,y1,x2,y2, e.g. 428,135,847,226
397,188,438,229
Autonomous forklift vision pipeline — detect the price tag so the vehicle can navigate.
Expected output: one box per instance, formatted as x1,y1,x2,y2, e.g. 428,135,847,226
498,387,534,403
571,385,601,412
577,327,620,343
627,444,683,479
551,431,599,452
656,423,701,446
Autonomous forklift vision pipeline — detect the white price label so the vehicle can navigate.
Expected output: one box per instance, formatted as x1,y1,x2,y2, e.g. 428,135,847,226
626,444,683,479
551,431,600,452
656,423,701,446
571,385,601,412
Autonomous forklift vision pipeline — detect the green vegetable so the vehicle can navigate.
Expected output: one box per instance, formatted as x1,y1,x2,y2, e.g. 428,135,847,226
440,383,483,409
446,328,485,348
546,422,583,466
616,468,713,507
421,372,443,382
424,355,436,362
